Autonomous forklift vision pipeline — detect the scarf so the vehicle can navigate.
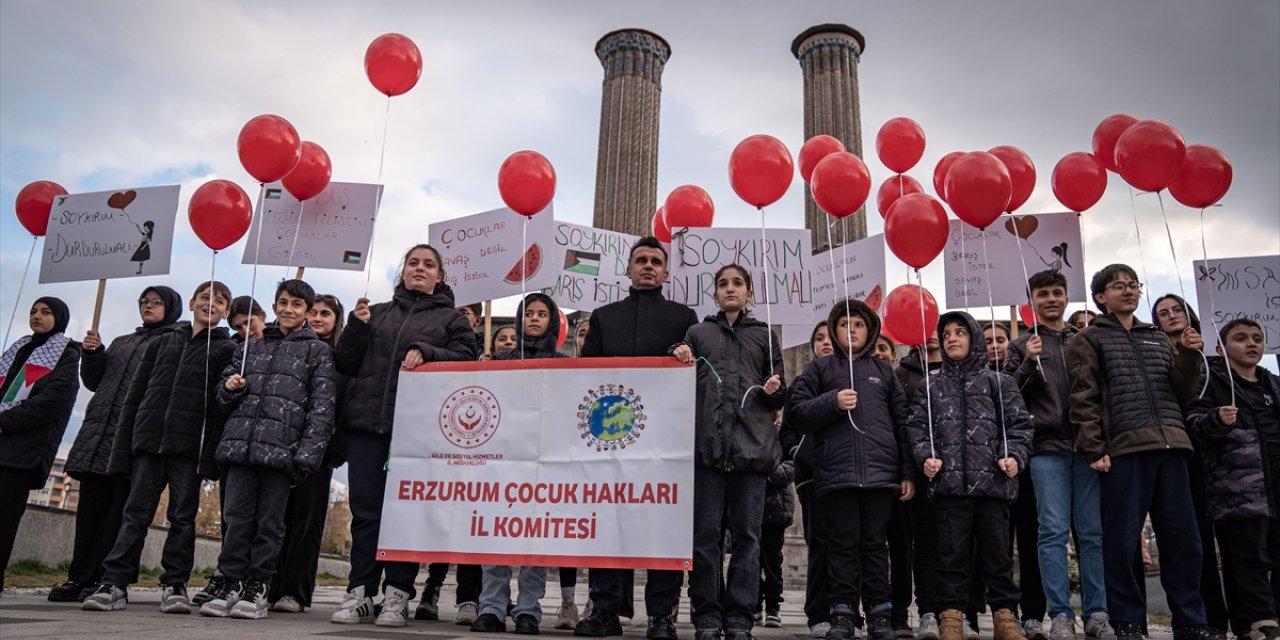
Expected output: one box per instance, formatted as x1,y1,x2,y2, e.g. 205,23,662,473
0,332,71,412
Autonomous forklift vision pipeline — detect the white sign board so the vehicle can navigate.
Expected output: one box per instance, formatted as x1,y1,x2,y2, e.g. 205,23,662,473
942,212,1086,309
668,227,814,325
1194,255,1280,354
542,222,639,312
811,234,887,324
379,358,694,570
241,182,382,271
39,186,181,284
428,207,557,307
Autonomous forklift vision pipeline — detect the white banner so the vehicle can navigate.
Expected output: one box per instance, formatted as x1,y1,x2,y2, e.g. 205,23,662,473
39,186,180,283
811,234,887,324
241,182,382,271
942,212,1086,309
1194,255,1280,354
542,222,639,312
668,227,814,325
429,207,557,307
378,358,695,570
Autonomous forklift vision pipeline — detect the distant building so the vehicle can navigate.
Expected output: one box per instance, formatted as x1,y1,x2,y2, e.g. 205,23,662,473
29,457,78,511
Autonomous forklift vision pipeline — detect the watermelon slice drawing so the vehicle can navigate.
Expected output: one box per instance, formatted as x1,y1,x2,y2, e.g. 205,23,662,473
865,284,884,313
504,243,544,284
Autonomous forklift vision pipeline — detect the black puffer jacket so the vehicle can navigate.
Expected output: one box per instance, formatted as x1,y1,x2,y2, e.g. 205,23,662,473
787,300,913,495
895,347,940,403
108,323,237,477
334,283,477,436
905,311,1033,502
1187,361,1280,522
494,293,568,361
0,338,81,489
581,287,699,358
764,458,796,526
679,312,786,474
216,325,337,479
1004,324,1077,455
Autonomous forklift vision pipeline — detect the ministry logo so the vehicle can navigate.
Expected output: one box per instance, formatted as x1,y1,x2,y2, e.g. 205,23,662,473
577,384,647,451
439,386,501,449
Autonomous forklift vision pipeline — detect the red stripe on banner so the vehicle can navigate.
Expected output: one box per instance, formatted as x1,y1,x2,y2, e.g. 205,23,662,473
412,356,689,373
376,549,691,571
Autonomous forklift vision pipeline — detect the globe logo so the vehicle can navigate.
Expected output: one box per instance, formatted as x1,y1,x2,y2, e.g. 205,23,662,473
577,384,646,451
587,395,634,442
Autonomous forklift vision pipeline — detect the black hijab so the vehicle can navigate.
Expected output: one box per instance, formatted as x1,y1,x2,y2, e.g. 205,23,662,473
0,296,70,399
141,285,183,330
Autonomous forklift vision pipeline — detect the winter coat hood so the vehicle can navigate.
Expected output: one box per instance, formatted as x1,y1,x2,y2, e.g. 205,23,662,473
938,311,988,374
511,292,562,357
827,299,881,360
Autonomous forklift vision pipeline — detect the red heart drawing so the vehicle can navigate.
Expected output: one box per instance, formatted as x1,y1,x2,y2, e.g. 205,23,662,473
1004,216,1038,239
107,190,137,210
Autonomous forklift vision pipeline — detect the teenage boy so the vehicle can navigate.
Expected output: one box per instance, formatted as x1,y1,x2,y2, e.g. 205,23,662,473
82,281,237,612
1004,270,1108,640
1068,264,1214,640
1188,319,1280,640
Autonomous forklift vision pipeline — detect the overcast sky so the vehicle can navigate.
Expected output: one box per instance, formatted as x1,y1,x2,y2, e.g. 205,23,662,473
3,1,1278,475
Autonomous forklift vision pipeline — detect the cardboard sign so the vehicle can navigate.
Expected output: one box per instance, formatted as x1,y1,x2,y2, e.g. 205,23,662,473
811,234,887,324
1194,255,1280,354
240,182,382,271
428,206,557,307
668,227,814,325
542,222,640,312
39,186,181,284
942,212,1086,309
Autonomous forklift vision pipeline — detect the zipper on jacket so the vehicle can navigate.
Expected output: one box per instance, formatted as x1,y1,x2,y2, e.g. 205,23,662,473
380,297,423,429
850,358,866,487
1125,328,1169,448
1057,334,1076,453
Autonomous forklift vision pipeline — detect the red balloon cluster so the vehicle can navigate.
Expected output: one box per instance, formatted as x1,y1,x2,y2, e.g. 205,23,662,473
189,179,253,251
799,135,846,183
883,284,939,347
945,151,1011,229
1052,152,1108,212
810,152,871,218
498,151,556,217
282,141,333,201
238,114,302,184
651,207,672,243
365,33,423,97
877,118,926,174
15,180,68,236
729,135,793,208
876,175,923,219
665,185,715,229
885,193,948,269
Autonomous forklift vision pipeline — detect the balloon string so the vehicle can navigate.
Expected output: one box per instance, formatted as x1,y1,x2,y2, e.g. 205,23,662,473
1011,224,1043,372
840,222,860,433
285,199,306,276
826,218,840,305
759,207,774,378
242,183,267,376
1,236,37,351
520,216,527,360
960,220,970,308
916,269,936,459
1077,212,1093,328
694,356,722,384
197,249,217,474
981,231,1010,460
1155,191,1210,397
1127,185,1153,316
1200,207,1235,406
363,95,393,299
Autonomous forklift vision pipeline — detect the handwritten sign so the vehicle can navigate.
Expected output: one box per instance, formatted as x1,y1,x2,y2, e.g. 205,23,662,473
541,222,639,312
942,212,1086,308
240,182,382,271
428,206,557,307
39,186,181,284
1194,255,1280,354
811,234,887,324
668,227,813,325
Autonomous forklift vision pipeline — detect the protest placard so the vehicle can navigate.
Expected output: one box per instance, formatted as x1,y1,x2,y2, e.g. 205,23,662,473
428,206,557,307
38,186,181,284
378,357,694,569
668,227,814,325
240,182,382,270
941,212,1086,309
1194,255,1280,354
811,234,887,324
542,222,639,312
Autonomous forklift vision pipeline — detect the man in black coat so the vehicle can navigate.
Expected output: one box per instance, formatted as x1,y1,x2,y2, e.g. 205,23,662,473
575,237,699,640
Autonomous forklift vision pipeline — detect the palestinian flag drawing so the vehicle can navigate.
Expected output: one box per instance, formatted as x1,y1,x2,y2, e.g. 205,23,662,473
0,334,70,410
343,250,362,265
265,188,283,200
563,249,600,276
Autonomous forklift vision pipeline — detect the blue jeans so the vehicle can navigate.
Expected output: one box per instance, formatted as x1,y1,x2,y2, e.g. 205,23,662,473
480,565,547,622
1030,453,1106,619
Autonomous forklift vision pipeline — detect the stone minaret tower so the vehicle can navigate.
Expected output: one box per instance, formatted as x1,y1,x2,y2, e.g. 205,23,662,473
792,24,867,251
592,29,671,236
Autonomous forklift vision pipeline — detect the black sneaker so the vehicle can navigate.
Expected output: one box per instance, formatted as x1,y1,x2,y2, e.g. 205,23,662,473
726,626,754,640
648,614,678,640
1114,621,1145,640
471,613,507,633
696,627,723,640
892,615,913,639
827,610,860,640
1175,627,1225,640
868,615,896,640
415,583,441,621
576,609,624,637
48,580,85,602
192,574,227,606
516,614,541,635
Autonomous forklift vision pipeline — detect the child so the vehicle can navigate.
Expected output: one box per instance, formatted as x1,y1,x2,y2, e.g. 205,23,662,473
873,334,896,365
470,293,567,634
673,265,785,640
758,449,795,629
198,279,336,619
985,324,1010,371
906,311,1032,640
1188,319,1280,640
83,281,236,612
229,295,268,342
786,299,913,640
493,325,517,353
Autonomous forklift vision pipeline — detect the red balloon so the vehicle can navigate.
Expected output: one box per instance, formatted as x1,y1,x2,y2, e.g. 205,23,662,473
189,180,253,251
932,151,964,202
282,141,332,201
945,152,1012,229
238,114,302,184
1019,303,1038,328
15,180,68,236
729,134,794,208
884,193,948,269
876,175,923,219
498,150,556,217
988,146,1036,213
876,117,926,174
1115,119,1186,192
664,185,715,229
1051,152,1108,213
883,284,940,347
799,135,846,184
1168,144,1232,209
1091,114,1138,173
556,309,568,349
810,152,871,219
651,207,672,243
365,33,423,97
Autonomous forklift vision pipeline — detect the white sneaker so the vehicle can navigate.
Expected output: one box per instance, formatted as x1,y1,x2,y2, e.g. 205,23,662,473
1026,619,1048,640
557,600,580,630
375,586,412,627
812,622,833,638
273,595,304,613
620,616,634,626
917,614,940,640
230,580,269,620
159,584,192,614
966,620,981,640
1050,613,1078,640
1083,612,1112,640
198,579,243,618
331,586,375,624
81,584,127,611
456,601,479,625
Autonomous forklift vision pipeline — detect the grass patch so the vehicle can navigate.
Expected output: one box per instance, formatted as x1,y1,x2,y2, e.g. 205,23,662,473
6,561,347,589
